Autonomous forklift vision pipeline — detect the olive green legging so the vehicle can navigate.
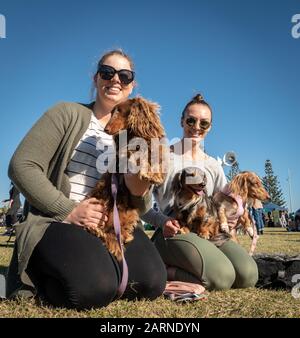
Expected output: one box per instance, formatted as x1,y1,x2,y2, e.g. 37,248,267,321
152,229,258,291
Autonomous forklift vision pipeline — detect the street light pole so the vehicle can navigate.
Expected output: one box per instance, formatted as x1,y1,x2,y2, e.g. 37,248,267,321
287,169,293,213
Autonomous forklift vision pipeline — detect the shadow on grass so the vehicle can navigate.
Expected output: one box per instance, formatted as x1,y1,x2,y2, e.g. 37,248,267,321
266,232,297,236
0,243,14,248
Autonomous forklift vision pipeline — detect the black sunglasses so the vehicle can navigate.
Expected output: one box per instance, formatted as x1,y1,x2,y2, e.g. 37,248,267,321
185,116,211,130
97,64,135,85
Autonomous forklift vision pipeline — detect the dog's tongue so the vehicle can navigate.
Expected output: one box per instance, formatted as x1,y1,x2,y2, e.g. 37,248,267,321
195,190,204,196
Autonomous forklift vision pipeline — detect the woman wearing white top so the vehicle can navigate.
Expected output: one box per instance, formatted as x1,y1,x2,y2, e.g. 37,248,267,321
142,93,258,290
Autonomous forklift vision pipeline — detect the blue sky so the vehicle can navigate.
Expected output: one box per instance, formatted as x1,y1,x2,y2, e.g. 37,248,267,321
0,0,299,211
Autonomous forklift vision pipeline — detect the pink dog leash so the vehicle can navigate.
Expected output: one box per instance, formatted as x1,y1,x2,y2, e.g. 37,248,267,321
111,174,129,298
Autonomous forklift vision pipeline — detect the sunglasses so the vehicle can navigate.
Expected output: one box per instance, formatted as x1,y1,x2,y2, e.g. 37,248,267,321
185,117,211,130
97,64,135,85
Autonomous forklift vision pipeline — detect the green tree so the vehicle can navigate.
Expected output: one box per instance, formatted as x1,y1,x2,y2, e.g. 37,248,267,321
226,161,241,182
262,159,286,206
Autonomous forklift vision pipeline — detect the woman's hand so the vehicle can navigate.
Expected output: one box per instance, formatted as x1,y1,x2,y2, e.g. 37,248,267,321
64,198,108,230
163,219,181,238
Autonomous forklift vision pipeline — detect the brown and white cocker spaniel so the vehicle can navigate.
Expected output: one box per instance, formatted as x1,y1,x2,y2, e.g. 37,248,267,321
171,167,224,242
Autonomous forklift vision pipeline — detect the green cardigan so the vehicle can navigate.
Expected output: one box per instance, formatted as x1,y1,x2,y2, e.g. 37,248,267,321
7,102,152,298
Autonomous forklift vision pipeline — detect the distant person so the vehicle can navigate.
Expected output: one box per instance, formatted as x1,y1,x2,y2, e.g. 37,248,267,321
1,182,21,236
153,202,159,212
273,211,279,226
284,210,289,225
279,210,287,228
262,212,266,227
0,212,5,226
252,199,264,235
287,212,296,232
267,211,274,227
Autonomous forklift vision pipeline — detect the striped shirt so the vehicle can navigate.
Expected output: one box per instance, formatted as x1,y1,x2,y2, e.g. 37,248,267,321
66,113,115,202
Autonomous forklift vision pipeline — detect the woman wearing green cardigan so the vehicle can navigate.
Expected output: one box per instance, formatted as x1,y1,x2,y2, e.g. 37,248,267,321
6,50,167,309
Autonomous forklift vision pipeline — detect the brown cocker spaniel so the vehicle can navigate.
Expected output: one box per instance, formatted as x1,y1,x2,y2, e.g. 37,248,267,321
213,171,269,245
87,97,166,260
171,167,227,244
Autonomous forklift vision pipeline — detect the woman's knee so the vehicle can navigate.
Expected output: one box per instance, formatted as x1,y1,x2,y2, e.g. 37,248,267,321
42,272,119,310
233,258,258,288
219,240,259,289
124,227,167,300
132,275,166,301
126,263,167,301
155,232,236,291
66,278,119,310
207,262,236,291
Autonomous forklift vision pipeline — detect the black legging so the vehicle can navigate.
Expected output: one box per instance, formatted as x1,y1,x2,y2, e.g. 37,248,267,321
27,222,167,310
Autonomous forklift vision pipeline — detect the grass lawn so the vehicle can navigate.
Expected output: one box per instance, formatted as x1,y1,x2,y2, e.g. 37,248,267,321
0,226,299,318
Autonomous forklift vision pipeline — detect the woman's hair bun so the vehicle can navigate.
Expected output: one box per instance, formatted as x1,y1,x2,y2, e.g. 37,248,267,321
180,92,212,121
193,93,204,102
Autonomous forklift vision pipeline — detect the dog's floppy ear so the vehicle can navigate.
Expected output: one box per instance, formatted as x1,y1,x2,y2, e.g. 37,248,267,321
230,172,249,201
127,97,165,139
171,171,183,195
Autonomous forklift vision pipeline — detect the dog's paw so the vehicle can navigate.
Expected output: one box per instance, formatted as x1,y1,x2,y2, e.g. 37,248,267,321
220,224,230,233
123,233,134,243
178,227,190,234
199,232,210,240
139,172,166,185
